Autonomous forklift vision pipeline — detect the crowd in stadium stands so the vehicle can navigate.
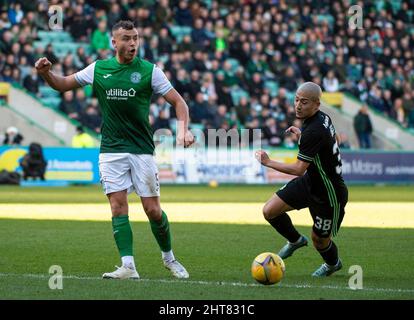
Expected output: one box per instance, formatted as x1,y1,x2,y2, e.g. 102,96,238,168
1,0,414,148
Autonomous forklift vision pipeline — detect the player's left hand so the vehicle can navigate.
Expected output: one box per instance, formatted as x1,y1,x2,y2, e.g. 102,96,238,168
255,150,270,166
177,130,195,148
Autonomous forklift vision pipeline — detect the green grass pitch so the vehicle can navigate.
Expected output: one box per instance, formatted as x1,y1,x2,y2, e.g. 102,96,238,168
0,184,413,300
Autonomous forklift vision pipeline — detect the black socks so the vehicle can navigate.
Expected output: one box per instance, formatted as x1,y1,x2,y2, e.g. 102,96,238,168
317,240,339,266
266,213,301,243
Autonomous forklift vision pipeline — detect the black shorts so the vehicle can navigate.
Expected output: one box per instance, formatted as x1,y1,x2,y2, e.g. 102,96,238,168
276,175,348,238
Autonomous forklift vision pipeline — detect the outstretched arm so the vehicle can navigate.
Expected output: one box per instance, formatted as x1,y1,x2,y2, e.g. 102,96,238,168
35,57,81,92
163,88,194,148
255,150,310,176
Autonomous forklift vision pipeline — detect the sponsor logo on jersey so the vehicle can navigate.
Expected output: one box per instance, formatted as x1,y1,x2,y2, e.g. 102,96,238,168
329,124,335,137
130,72,141,84
106,88,136,100
103,74,112,78
323,116,329,128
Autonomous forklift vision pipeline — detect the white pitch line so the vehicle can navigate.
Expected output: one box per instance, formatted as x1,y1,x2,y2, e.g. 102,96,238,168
0,273,413,294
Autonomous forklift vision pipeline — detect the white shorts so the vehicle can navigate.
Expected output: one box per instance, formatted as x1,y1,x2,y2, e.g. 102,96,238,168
98,153,160,197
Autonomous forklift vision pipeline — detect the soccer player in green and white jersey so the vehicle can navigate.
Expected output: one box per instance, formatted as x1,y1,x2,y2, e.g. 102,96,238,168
35,20,194,279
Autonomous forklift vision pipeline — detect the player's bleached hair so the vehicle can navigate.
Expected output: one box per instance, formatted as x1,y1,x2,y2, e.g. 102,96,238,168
112,20,136,34
297,82,322,101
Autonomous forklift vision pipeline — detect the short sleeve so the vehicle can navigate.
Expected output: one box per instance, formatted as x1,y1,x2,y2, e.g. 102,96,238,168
297,130,323,163
74,62,96,86
151,65,173,96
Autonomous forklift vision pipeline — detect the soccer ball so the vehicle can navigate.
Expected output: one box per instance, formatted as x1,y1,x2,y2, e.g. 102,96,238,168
208,179,218,188
251,252,285,285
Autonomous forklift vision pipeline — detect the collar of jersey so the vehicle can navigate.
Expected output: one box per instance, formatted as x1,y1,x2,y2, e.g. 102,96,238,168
113,56,138,67
303,110,321,124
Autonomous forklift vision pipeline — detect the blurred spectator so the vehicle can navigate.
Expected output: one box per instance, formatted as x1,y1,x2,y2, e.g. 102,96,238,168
175,1,193,26
279,67,297,92
8,3,24,25
11,67,21,85
200,72,217,102
75,89,88,111
191,19,210,50
72,126,95,148
283,135,297,149
3,126,23,146
68,5,89,41
235,96,250,125
91,20,111,55
82,102,101,134
0,66,13,82
209,104,227,129
59,91,81,120
18,56,31,80
345,56,361,82
408,110,414,129
367,86,386,114
151,96,172,131
177,34,195,53
248,73,264,98
338,132,351,149
214,71,233,108
107,3,122,29
153,109,171,132
23,67,40,95
190,92,212,124
74,46,88,69
354,105,373,149
323,70,339,92
401,91,414,117
44,44,59,65
390,98,406,126
382,90,394,116
154,0,172,31
262,118,283,147
20,142,47,181
158,28,173,56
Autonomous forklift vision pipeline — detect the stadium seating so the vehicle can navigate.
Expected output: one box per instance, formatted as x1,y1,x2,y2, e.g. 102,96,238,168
39,96,61,109
231,88,249,106
264,81,279,98
169,25,192,43
1,1,413,147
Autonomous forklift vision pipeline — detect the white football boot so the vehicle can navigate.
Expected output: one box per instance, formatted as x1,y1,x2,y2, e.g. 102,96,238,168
164,260,189,279
102,265,140,280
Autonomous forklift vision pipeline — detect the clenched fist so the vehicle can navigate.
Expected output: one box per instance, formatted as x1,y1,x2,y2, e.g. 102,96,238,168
177,130,195,148
255,150,270,166
35,57,52,75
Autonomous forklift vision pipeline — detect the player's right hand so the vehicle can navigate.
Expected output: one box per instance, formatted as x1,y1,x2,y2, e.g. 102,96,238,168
35,57,52,75
177,129,195,148
285,126,301,137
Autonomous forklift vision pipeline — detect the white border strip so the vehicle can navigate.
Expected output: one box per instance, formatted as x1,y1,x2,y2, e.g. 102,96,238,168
0,273,413,294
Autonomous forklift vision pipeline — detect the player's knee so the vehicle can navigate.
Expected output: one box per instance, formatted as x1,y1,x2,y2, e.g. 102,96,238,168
144,205,162,220
262,204,279,220
311,233,330,250
110,200,128,216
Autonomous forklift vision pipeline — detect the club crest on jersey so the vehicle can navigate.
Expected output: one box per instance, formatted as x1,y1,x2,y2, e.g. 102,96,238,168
130,72,141,84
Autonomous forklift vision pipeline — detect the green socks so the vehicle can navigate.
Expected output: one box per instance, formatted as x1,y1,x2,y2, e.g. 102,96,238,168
112,215,133,257
112,212,171,259
150,211,172,252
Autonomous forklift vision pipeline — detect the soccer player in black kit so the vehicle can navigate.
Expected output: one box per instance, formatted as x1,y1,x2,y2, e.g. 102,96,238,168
255,82,348,277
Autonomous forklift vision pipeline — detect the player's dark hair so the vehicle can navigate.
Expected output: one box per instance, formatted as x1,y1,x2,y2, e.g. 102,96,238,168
112,20,135,34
